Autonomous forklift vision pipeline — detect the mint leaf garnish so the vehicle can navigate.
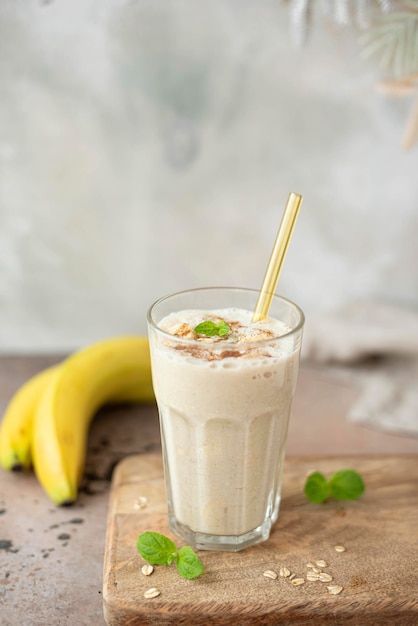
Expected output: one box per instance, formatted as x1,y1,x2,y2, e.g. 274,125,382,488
218,320,230,337
304,469,365,504
136,531,177,565
328,469,365,500
304,471,329,504
176,545,205,579
194,320,231,338
136,531,204,579
194,321,219,336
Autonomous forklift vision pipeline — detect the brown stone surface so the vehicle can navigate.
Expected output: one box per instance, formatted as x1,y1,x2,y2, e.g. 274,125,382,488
1,355,418,625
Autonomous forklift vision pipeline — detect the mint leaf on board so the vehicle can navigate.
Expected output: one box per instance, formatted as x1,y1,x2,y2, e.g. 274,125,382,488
176,546,205,579
328,469,365,501
304,469,365,504
194,320,231,337
136,532,204,579
304,471,329,504
136,531,177,565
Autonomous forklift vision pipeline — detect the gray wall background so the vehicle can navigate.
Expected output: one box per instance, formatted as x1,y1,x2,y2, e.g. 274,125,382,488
1,0,417,353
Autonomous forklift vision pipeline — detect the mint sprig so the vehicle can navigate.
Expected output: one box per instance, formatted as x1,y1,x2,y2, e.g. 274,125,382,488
194,320,230,337
176,545,205,579
329,470,365,500
304,469,365,504
137,531,204,579
303,471,329,504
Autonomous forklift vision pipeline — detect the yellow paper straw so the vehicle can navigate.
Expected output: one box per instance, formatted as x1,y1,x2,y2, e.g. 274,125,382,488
252,192,303,322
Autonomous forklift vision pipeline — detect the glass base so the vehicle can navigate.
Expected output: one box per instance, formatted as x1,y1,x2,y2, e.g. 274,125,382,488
168,515,274,552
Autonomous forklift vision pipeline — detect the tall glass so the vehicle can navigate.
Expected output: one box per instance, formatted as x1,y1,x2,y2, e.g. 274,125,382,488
147,287,304,551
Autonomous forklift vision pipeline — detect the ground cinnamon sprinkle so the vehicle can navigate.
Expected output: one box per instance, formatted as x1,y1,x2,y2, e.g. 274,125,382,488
173,323,197,340
167,316,278,361
172,344,244,360
171,343,272,361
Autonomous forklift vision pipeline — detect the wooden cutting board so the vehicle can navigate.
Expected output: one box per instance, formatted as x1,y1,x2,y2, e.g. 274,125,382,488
103,453,418,626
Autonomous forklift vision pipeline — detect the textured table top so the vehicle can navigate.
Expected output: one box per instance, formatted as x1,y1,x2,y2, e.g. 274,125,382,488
1,355,418,626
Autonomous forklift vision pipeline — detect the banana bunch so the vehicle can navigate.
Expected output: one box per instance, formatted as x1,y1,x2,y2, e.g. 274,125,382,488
0,336,154,505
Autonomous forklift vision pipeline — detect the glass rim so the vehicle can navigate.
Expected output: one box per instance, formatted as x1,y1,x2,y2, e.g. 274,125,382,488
147,286,305,346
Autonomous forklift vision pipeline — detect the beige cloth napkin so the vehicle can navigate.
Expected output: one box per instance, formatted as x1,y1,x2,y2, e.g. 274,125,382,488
302,301,418,436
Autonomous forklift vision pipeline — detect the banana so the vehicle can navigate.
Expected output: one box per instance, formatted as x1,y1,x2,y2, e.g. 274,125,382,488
0,365,59,471
31,336,154,505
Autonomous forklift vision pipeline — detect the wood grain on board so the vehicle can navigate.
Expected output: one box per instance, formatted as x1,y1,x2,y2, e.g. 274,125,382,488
103,453,418,626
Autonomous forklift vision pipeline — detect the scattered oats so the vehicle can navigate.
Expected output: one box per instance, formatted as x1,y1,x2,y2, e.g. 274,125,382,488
311,567,321,574
288,573,296,581
306,562,316,569
141,564,154,576
327,585,343,595
291,578,305,586
263,570,278,579
134,496,148,510
144,587,160,599
319,573,333,582
307,572,320,581
279,567,291,578
335,545,346,553
315,560,328,568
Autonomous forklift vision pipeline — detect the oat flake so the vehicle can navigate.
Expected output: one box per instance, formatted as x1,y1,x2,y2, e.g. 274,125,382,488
144,587,160,599
334,545,346,553
319,572,333,582
134,496,148,510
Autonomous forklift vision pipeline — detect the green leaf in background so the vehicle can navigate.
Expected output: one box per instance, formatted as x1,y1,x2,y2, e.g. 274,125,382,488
328,469,365,501
360,11,418,79
176,545,205,579
304,471,329,504
136,531,177,565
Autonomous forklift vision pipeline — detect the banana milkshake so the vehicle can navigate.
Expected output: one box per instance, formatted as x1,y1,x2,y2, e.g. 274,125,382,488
147,288,304,551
